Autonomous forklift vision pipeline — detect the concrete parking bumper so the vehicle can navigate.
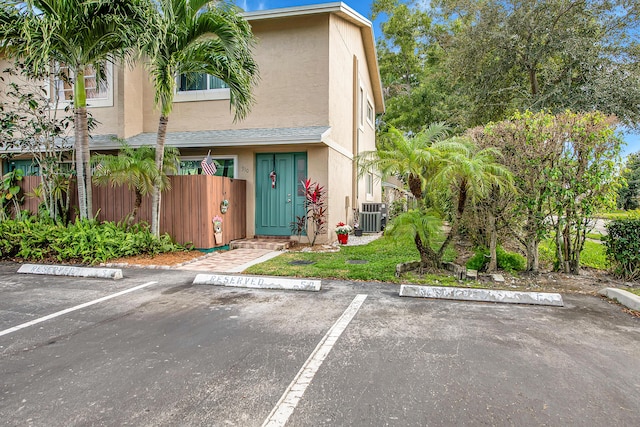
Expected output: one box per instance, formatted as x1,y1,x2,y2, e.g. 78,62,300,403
17,263,123,280
193,273,321,291
400,284,564,306
599,288,640,311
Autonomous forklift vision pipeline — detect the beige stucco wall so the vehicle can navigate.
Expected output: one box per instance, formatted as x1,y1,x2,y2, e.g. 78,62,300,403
328,14,381,223
121,64,145,138
140,14,331,134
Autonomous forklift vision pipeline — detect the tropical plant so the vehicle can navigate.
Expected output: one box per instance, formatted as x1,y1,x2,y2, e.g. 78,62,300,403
142,0,259,236
0,168,24,220
358,123,450,201
301,179,327,246
92,141,179,221
0,0,151,220
385,208,443,271
429,137,514,262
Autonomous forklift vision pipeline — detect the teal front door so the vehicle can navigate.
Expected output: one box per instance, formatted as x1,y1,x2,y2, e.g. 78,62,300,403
255,153,306,236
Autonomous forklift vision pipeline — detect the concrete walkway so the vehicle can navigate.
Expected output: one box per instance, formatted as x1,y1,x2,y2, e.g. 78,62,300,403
176,248,283,273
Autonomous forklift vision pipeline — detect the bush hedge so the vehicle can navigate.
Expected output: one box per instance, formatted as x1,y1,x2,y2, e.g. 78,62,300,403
604,219,640,281
466,246,526,273
0,216,188,264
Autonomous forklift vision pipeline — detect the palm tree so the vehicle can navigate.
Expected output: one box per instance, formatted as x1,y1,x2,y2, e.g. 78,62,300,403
1,0,150,220
429,137,514,259
92,142,179,221
144,0,259,236
357,123,450,201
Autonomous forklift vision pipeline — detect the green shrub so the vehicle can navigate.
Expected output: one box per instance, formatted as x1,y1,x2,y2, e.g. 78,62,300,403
604,219,640,281
466,246,525,273
0,216,188,264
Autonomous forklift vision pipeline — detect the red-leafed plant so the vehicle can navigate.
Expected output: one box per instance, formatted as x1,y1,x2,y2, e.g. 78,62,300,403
292,178,327,246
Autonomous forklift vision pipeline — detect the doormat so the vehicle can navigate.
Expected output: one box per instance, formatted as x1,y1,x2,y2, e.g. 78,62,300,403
197,245,230,253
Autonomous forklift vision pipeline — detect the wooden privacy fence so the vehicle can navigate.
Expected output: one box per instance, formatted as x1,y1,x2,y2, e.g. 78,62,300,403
18,175,246,248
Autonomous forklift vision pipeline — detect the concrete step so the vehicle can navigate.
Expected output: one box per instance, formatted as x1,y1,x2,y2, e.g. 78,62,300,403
229,238,293,251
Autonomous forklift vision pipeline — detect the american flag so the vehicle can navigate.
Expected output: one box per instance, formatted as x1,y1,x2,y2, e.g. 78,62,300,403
201,154,217,175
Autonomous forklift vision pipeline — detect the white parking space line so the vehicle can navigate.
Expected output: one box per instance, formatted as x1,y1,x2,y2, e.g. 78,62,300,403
262,294,368,427
0,281,159,337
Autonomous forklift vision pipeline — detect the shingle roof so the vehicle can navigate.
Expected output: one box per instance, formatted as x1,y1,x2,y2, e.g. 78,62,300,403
90,126,332,150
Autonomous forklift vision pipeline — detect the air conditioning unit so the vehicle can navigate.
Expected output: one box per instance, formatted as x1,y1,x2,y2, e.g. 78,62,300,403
360,211,381,232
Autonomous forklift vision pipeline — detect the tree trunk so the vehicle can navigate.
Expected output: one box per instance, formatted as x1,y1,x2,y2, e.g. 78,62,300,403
437,181,468,259
74,68,88,220
415,234,440,271
525,236,539,272
408,174,422,201
487,211,498,272
151,115,169,237
73,109,87,220
132,190,142,220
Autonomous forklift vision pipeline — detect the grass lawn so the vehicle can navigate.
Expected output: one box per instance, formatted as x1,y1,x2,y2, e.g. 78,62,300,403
595,209,640,220
245,233,458,284
625,288,640,297
539,238,608,270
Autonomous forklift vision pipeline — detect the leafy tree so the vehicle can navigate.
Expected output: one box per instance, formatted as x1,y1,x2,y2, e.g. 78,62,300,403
472,111,566,272
0,0,151,220
473,110,623,274
545,112,622,274
0,64,75,222
436,0,640,128
143,0,258,236
92,142,179,221
617,152,640,210
372,0,466,133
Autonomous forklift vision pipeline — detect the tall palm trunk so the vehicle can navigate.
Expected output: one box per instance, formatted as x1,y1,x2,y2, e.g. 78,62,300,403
408,174,423,200
73,70,88,220
151,115,169,237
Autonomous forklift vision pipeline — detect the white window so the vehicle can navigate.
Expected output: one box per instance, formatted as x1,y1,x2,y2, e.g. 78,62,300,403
178,73,229,92
51,62,113,108
366,100,374,127
366,172,374,200
175,155,237,178
174,73,231,102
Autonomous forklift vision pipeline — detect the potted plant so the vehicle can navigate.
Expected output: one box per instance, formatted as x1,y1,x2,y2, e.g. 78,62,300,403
213,215,223,245
353,209,362,236
335,222,352,244
353,220,363,237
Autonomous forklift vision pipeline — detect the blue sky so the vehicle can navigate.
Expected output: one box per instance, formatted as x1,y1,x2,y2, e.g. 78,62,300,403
237,0,640,159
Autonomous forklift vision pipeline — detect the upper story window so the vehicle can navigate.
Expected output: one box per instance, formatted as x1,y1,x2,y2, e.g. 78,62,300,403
366,100,374,127
175,73,231,102
51,62,113,108
178,74,229,92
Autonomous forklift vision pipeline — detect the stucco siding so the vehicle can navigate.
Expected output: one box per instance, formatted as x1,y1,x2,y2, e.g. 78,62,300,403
140,15,330,134
328,14,380,215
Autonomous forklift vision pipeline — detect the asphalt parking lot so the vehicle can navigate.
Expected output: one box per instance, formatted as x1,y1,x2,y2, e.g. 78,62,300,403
1,262,639,426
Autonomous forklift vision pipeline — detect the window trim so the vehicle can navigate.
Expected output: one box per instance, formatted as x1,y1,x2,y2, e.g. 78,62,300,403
177,155,238,178
174,73,231,103
358,85,365,130
365,171,374,201
366,99,375,128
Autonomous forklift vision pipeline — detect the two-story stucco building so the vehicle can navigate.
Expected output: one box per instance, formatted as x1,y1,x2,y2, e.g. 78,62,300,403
1,2,384,243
